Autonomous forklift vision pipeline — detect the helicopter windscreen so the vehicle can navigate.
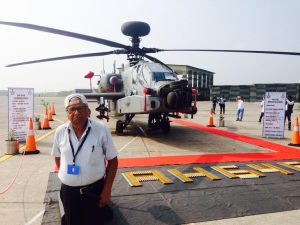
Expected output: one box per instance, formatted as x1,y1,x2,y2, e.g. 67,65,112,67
152,72,178,82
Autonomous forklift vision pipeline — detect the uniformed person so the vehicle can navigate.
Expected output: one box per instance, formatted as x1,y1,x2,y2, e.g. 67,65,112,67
51,94,118,225
285,95,295,130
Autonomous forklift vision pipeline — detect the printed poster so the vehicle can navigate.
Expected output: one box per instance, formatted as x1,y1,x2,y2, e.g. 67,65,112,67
262,92,286,138
8,88,34,142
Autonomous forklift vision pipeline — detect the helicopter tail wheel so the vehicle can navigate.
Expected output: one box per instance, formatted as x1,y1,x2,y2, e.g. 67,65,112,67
116,120,124,134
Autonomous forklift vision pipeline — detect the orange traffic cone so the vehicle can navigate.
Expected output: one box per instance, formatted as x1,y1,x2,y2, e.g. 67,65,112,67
24,118,40,154
207,110,215,127
42,107,51,130
288,117,300,147
50,102,56,115
48,106,54,121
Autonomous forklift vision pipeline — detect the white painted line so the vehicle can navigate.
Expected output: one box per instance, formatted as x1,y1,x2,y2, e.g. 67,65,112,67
24,209,45,225
119,136,138,153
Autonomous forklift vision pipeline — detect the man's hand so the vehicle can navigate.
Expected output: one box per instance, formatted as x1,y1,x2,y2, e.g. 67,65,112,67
98,157,118,208
98,187,111,208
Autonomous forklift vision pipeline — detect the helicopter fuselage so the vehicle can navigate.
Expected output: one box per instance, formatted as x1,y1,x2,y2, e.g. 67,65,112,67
96,60,196,115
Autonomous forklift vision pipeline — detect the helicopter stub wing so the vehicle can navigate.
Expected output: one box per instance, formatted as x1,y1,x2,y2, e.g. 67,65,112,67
82,92,125,101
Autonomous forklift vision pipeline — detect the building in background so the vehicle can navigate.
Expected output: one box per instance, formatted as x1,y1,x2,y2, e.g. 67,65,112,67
211,83,300,102
167,64,214,100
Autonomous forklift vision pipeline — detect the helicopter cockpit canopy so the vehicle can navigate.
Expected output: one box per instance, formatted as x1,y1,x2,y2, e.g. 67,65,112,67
152,72,178,82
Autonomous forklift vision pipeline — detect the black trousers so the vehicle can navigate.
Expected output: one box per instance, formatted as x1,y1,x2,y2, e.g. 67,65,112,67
60,179,105,225
219,104,225,114
285,111,292,130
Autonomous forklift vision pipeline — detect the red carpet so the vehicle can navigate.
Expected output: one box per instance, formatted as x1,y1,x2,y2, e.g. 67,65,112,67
118,119,300,168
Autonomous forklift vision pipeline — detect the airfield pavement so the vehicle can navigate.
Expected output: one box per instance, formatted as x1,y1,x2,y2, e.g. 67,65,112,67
0,95,300,225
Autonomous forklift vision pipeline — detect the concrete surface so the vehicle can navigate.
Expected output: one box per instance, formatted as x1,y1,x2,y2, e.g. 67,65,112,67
0,96,299,225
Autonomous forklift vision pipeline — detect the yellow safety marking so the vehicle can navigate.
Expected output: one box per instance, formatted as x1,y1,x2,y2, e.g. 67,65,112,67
122,170,173,187
212,165,264,179
168,167,220,182
193,167,221,181
212,165,239,178
35,129,57,142
152,170,173,184
184,172,205,178
133,170,153,175
230,169,264,178
168,169,194,182
122,172,141,187
278,161,300,172
53,118,66,124
137,176,159,181
248,163,293,175
0,154,13,162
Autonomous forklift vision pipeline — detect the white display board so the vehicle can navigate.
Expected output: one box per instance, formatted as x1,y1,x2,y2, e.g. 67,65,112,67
8,88,34,142
262,92,286,138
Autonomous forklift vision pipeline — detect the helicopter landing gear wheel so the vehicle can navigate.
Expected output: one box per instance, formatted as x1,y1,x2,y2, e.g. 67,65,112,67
115,114,135,135
116,120,124,134
148,113,170,133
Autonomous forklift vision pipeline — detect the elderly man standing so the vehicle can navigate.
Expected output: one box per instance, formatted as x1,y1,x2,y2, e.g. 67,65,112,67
51,94,118,225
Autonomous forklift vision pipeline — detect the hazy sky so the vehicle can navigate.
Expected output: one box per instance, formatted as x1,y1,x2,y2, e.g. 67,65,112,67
0,0,299,92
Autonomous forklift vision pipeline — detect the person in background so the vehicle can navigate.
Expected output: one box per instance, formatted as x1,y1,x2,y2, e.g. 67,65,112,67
219,95,226,114
258,96,265,123
51,94,118,225
285,95,295,130
212,95,218,114
236,96,245,121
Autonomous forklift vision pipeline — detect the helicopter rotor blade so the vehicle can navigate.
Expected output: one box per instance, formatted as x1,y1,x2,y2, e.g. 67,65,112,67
0,21,130,49
154,49,300,56
144,54,173,71
6,51,119,67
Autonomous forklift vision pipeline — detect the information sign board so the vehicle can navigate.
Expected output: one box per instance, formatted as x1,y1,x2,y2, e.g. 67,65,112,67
262,92,286,138
8,88,34,142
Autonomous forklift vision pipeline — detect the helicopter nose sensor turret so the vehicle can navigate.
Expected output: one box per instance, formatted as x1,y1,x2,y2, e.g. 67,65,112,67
157,80,193,109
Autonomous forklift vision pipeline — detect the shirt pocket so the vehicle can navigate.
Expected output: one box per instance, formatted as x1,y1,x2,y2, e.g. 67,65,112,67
88,145,104,165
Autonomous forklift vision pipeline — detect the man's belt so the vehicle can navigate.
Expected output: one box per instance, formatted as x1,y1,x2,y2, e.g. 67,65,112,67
79,186,100,200
62,178,104,200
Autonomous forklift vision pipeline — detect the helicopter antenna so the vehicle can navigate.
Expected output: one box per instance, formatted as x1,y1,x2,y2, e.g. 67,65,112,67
113,60,116,73
102,58,105,74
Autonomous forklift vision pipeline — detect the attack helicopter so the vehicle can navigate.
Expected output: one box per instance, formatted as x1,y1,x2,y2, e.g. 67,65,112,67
1,21,300,134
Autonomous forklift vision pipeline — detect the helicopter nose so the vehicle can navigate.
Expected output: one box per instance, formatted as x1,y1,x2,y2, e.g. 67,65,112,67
166,91,190,109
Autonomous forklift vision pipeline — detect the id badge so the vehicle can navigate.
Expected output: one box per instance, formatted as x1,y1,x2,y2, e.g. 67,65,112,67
67,164,80,175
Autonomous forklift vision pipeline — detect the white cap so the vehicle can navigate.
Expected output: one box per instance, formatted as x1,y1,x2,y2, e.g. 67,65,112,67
64,94,88,108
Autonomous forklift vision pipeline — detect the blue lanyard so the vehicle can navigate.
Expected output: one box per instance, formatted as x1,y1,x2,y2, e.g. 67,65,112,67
68,126,91,164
